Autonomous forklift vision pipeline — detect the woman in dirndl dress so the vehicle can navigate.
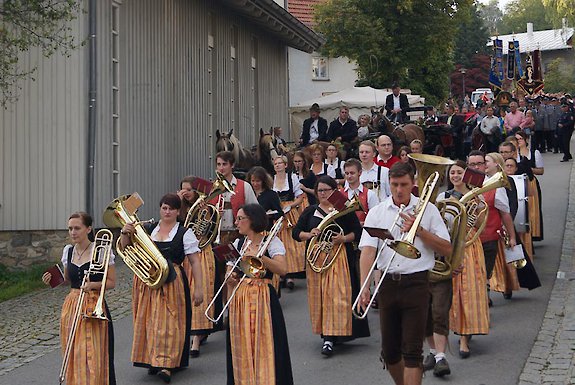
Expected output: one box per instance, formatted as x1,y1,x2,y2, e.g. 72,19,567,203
515,130,544,242
42,212,116,385
438,162,489,358
226,204,293,385
177,176,222,358
292,150,316,208
273,155,306,290
120,193,203,383
292,176,370,357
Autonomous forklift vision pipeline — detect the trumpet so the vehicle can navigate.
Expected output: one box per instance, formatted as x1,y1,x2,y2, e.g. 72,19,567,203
59,229,113,384
205,217,283,323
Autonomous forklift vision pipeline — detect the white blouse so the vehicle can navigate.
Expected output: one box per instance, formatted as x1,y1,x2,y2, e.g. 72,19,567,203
150,221,200,255
273,173,303,197
61,244,116,267
232,236,286,259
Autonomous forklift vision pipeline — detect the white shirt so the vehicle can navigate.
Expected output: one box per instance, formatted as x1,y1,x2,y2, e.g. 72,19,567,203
150,221,200,255
393,95,401,110
359,194,450,273
62,244,116,267
310,119,319,142
325,158,344,176
232,236,286,260
359,163,391,202
485,176,510,213
273,173,303,197
522,149,544,168
221,176,258,231
311,164,336,178
480,115,500,135
343,183,380,211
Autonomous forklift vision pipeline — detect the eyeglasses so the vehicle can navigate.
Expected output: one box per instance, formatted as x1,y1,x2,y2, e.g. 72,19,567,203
380,143,393,147
317,188,334,194
293,160,303,163
515,137,524,141
499,150,513,154
468,162,485,167
236,216,249,221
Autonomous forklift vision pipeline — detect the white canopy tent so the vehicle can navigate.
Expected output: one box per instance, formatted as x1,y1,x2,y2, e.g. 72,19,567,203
288,86,425,141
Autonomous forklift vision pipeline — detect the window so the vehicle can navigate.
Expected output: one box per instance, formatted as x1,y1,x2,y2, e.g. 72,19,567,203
312,57,328,80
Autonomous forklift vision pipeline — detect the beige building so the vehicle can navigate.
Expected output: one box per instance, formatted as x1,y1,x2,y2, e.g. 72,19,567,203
0,0,321,268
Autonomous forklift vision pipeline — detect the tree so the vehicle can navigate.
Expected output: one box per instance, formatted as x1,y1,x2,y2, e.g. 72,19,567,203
0,0,82,106
498,0,553,35
454,1,490,68
478,0,503,35
314,0,473,106
543,0,575,27
544,58,575,94
449,54,490,98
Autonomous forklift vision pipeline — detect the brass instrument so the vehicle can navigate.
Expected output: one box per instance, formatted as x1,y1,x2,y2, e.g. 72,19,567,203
184,172,234,248
59,229,113,384
498,228,526,268
352,205,407,319
103,194,170,289
408,153,455,202
306,196,365,273
205,217,284,323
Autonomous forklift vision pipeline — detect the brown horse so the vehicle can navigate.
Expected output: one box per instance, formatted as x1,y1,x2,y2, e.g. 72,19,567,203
215,129,256,170
257,128,280,174
374,113,425,154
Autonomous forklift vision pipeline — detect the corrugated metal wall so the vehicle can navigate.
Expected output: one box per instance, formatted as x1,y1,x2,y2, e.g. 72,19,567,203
1,0,292,230
92,0,291,223
0,10,88,231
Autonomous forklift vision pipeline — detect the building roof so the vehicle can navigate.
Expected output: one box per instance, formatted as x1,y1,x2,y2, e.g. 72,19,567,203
287,0,324,29
488,27,573,54
218,0,324,53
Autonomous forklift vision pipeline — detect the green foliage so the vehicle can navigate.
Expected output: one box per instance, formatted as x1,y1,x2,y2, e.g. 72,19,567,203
544,57,575,94
315,0,472,106
543,0,575,27
454,1,490,68
498,0,553,35
0,263,51,302
478,0,503,35
0,0,82,106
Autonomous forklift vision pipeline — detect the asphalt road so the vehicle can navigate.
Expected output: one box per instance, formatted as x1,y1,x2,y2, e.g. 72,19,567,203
1,152,570,385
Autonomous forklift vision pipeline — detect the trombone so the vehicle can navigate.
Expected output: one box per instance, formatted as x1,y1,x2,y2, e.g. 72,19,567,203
352,205,406,319
205,217,283,323
59,229,113,384
352,171,440,319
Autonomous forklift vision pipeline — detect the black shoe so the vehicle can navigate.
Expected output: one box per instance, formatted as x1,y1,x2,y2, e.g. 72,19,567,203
158,369,172,383
423,353,435,371
503,292,512,299
286,280,295,290
433,358,451,377
488,298,493,307
148,367,159,375
554,150,559,154
190,349,200,358
459,349,471,359
560,158,570,162
321,343,333,357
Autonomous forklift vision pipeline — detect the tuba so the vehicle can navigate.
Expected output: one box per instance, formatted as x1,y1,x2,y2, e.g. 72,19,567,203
306,195,365,273
184,172,234,249
103,194,170,289
59,229,113,384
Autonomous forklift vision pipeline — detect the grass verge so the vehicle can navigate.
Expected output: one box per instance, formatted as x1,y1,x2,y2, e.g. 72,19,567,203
0,263,51,302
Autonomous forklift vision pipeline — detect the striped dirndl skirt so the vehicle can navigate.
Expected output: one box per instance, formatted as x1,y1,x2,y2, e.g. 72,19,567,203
450,237,489,335
489,239,520,293
527,177,543,241
279,200,306,274
131,264,191,369
60,289,115,385
183,246,217,333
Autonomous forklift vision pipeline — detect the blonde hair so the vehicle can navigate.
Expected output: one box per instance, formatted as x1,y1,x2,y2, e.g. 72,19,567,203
486,152,505,169
359,140,377,154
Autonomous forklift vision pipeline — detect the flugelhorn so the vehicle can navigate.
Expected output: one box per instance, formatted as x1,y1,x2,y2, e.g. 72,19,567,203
59,229,113,385
498,229,526,268
205,217,283,323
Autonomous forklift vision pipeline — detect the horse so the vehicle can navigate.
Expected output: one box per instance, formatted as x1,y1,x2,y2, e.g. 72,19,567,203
257,128,280,174
215,129,256,171
374,113,425,154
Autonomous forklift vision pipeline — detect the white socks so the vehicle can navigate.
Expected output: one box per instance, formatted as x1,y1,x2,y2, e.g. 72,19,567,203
435,352,446,362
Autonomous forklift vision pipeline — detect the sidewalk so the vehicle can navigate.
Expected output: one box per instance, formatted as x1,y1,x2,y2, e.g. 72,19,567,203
0,262,134,376
519,161,575,385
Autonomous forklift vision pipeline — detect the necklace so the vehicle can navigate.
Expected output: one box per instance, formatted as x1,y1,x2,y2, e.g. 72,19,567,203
74,243,91,261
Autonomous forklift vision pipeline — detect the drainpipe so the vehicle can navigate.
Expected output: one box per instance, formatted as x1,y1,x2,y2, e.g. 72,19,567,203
86,0,97,216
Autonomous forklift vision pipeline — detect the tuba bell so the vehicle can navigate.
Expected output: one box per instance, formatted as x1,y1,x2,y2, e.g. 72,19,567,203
103,194,170,289
306,195,365,273
184,172,234,249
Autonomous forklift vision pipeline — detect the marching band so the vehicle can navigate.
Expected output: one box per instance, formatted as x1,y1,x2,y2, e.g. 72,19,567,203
44,95,557,383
